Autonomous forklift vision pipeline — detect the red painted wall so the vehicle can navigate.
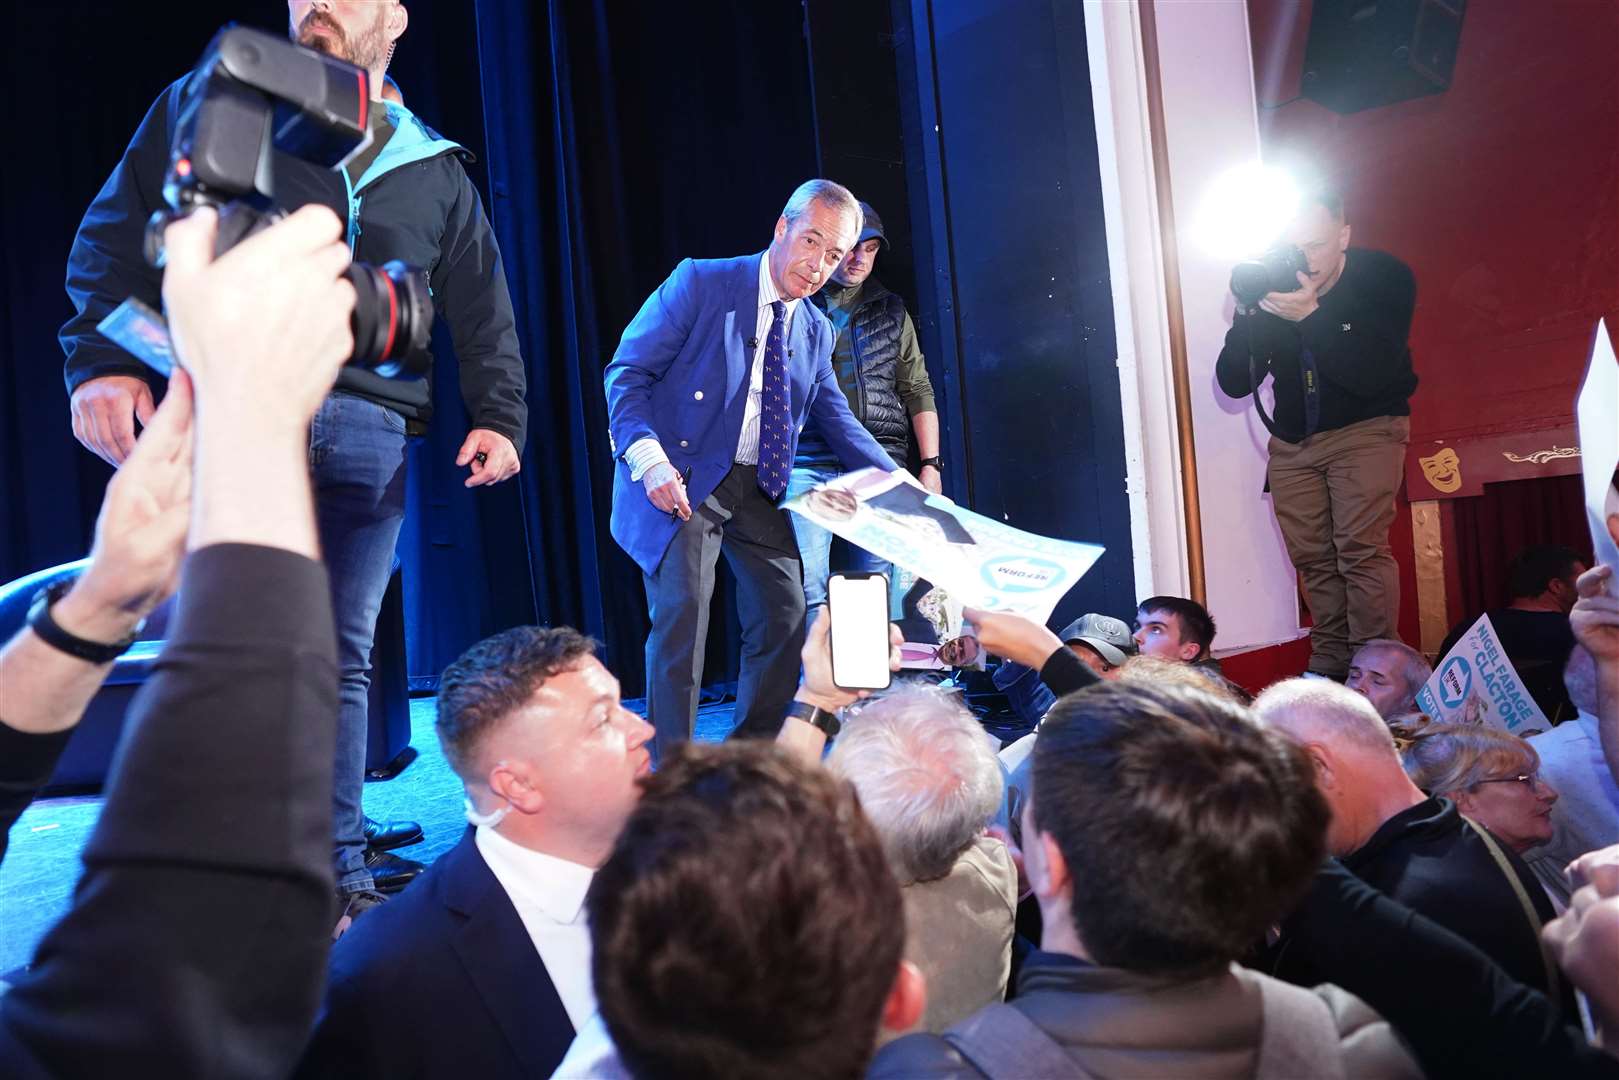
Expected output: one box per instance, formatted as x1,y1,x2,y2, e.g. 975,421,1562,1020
1246,0,1619,646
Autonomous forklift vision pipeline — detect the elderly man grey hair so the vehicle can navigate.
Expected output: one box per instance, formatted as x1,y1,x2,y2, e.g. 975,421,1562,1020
828,682,1003,884
781,179,863,235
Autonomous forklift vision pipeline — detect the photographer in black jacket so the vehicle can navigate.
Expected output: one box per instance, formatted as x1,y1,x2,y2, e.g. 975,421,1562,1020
1216,186,1417,681
59,2,529,914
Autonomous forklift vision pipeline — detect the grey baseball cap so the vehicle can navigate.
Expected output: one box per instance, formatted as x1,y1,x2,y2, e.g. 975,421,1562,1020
856,201,888,249
1056,613,1136,668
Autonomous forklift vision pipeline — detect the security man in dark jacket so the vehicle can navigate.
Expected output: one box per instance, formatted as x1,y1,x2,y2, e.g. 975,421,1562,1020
784,200,940,614
59,2,528,912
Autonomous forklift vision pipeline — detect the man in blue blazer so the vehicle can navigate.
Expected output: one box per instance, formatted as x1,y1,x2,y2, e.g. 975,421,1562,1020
606,180,895,754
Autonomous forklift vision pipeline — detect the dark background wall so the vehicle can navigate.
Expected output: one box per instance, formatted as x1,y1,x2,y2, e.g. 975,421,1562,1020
1246,0,1619,635
890,0,1135,627
1,0,1129,694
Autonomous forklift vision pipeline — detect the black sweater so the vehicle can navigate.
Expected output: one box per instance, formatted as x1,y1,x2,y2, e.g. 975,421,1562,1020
1278,861,1618,1079
1216,248,1417,443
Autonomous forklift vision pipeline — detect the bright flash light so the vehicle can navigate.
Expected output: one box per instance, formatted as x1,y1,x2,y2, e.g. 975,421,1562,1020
1194,164,1301,260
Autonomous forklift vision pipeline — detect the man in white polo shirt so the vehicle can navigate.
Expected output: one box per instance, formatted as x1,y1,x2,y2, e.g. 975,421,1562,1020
298,626,654,1078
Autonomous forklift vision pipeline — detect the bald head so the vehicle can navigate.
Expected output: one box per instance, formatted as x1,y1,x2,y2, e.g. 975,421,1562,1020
1254,678,1400,758
1254,678,1426,855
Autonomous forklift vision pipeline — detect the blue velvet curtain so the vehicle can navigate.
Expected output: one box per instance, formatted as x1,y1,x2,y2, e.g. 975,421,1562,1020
0,1,820,700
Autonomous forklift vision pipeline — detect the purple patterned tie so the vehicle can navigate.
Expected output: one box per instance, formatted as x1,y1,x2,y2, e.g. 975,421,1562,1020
756,300,791,500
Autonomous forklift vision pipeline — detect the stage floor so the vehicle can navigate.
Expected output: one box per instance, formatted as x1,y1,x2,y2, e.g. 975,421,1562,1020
0,696,740,975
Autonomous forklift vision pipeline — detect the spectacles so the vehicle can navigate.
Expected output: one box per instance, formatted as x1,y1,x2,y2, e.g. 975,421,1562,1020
1474,772,1544,791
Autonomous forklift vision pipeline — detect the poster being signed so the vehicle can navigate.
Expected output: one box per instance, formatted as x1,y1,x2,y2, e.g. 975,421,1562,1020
784,468,1104,624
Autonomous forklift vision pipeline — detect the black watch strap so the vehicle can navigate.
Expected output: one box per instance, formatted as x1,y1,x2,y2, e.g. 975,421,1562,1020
28,579,141,664
785,699,842,739
919,456,943,470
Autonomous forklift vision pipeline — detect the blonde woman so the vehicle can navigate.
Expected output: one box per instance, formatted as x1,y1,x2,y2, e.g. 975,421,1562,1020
1403,724,1559,857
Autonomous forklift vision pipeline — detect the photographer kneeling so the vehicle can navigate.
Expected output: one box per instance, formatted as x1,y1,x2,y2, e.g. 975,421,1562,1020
1216,185,1417,682
0,204,356,1077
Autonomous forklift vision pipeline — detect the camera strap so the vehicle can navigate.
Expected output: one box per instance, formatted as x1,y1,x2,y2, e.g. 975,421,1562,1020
1246,316,1320,443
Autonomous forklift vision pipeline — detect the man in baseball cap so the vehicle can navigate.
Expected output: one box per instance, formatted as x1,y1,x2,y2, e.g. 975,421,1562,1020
994,613,1138,726
1056,613,1137,678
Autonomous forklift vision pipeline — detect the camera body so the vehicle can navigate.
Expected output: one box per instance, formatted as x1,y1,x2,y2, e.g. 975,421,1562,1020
1230,243,1309,308
146,25,432,377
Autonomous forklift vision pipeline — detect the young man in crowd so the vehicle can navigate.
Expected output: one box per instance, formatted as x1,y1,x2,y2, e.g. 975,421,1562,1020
1134,595,1221,672
871,679,1419,1077
300,628,655,1077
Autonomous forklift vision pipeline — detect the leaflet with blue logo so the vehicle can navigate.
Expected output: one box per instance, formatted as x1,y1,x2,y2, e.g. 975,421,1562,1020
784,467,1104,624
1414,613,1550,734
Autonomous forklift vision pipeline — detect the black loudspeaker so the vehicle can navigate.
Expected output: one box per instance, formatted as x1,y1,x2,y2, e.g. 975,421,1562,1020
1301,0,1467,114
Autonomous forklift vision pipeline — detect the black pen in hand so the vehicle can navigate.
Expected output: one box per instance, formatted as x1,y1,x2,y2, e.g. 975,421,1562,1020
670,465,693,522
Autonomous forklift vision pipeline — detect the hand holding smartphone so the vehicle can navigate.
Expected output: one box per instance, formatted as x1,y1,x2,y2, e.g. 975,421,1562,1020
827,572,892,691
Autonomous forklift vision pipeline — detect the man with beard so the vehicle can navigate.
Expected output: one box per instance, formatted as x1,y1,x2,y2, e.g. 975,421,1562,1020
61,0,530,921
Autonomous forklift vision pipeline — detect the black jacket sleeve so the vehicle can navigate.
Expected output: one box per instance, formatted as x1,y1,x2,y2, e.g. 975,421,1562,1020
1275,861,1618,1080
61,79,188,397
1039,646,1101,697
0,544,339,1079
0,726,73,863
432,169,529,454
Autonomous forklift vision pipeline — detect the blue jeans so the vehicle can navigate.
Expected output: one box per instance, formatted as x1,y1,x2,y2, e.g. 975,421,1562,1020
310,392,409,895
785,465,896,625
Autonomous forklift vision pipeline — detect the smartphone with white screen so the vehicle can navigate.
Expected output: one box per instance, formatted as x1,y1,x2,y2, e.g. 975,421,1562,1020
828,572,892,691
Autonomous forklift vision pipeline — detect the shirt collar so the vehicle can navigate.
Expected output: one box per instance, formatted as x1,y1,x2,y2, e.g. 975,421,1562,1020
476,824,595,924
758,253,802,317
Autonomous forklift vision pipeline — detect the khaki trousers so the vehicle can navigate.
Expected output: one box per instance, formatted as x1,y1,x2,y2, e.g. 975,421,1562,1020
1267,415,1409,679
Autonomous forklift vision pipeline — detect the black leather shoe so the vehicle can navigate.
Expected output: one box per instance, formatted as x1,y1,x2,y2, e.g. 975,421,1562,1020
364,848,426,893
363,816,424,852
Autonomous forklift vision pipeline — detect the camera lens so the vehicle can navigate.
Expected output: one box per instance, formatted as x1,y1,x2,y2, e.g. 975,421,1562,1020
346,259,433,377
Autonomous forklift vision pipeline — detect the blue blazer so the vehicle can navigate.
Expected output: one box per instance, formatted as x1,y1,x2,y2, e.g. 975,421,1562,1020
605,253,893,574
297,830,575,1078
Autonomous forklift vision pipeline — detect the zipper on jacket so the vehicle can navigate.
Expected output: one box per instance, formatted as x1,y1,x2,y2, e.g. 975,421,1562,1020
341,169,362,254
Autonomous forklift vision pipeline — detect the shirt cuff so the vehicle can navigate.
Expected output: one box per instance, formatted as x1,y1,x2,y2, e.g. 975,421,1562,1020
624,437,670,482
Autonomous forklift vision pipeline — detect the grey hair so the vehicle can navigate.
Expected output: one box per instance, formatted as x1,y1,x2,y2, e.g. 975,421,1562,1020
781,179,862,239
1253,677,1399,758
1565,645,1597,716
827,682,1003,885
1402,723,1539,796
1354,639,1433,717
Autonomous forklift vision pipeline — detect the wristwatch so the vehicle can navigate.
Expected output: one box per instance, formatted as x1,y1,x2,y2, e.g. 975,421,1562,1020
28,578,143,664
919,457,943,470
785,699,842,739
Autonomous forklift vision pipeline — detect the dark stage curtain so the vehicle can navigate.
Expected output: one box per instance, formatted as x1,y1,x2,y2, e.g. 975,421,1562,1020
0,1,821,700
1449,474,1591,619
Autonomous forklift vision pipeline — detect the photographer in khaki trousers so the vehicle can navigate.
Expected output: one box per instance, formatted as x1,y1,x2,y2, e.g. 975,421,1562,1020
1216,187,1417,680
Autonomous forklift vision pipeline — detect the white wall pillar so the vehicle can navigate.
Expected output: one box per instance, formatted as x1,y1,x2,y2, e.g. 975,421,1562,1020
1086,0,1306,652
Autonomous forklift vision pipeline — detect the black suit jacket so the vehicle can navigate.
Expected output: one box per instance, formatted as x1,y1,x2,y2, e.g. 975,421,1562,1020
298,828,576,1078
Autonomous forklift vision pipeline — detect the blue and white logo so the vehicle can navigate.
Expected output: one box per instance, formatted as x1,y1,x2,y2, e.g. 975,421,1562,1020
1437,657,1472,710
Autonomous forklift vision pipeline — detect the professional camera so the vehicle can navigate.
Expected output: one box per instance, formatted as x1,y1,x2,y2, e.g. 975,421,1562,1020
1229,243,1309,308
144,25,431,377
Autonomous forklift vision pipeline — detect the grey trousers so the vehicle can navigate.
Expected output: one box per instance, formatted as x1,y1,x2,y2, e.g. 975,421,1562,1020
642,464,807,759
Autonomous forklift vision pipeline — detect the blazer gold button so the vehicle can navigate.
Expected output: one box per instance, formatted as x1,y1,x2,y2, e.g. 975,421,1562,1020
694,390,704,401
679,440,689,448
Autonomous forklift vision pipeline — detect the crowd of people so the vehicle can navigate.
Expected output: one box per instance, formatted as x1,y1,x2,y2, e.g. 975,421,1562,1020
4,3,1618,1076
